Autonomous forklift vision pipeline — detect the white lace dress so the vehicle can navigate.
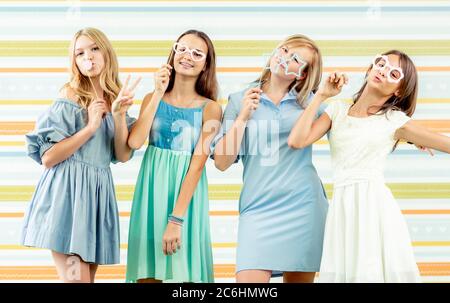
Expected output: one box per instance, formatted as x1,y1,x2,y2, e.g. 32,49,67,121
318,100,421,283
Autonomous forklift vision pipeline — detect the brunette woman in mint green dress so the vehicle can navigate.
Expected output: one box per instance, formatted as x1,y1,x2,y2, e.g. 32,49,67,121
125,30,222,283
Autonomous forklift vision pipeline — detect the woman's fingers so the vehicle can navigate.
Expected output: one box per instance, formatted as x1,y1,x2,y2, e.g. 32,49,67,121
123,75,131,90
122,99,133,107
171,241,178,254
158,69,171,77
161,63,173,71
163,240,168,255
128,76,142,94
329,72,336,83
245,87,262,97
249,92,260,99
337,75,346,89
119,75,131,98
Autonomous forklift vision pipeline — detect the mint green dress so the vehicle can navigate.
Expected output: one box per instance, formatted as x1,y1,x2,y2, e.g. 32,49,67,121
126,99,214,283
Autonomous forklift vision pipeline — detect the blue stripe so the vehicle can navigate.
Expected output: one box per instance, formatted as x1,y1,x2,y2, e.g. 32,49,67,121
1,6,450,13
1,150,447,157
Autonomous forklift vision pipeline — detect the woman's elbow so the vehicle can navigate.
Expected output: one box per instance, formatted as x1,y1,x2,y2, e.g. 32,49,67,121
116,156,129,163
214,156,230,171
41,154,55,169
127,136,143,150
287,137,305,149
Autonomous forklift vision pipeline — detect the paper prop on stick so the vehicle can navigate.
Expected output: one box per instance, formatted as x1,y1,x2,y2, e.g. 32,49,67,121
258,46,308,88
82,59,101,102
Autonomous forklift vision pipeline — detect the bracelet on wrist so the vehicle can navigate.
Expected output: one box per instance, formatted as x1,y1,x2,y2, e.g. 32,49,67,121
168,214,184,225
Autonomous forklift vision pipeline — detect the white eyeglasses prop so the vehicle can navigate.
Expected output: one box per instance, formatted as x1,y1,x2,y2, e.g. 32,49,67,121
172,42,207,62
258,46,308,87
372,54,404,84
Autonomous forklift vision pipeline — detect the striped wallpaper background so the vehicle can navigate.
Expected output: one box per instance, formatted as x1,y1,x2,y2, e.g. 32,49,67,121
0,0,449,282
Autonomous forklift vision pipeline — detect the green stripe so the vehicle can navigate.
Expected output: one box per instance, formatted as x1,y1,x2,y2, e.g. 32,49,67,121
1,40,450,56
1,183,450,201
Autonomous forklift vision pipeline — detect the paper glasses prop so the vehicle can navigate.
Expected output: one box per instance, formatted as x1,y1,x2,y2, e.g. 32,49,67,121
372,54,404,84
172,42,207,62
258,46,308,87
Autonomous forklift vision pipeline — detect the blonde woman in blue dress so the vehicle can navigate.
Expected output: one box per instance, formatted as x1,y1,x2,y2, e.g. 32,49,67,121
125,30,222,283
21,28,140,283
212,34,328,283
288,50,450,282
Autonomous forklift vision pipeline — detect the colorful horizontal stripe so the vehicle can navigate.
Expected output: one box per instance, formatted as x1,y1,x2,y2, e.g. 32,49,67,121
2,120,449,135
1,40,450,57
0,263,448,280
0,184,449,202
2,209,450,218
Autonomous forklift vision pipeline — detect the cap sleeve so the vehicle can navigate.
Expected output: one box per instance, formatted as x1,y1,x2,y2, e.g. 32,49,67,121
387,110,411,130
209,91,242,163
318,102,328,118
323,100,341,121
25,100,79,165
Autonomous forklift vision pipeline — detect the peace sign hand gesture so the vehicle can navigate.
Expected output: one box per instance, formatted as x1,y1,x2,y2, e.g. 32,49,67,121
112,75,142,117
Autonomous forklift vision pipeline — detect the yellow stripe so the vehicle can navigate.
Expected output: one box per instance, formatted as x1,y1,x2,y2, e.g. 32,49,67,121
2,40,450,56
0,141,23,146
1,66,450,73
2,209,450,218
1,98,449,106
1,183,450,201
413,242,450,247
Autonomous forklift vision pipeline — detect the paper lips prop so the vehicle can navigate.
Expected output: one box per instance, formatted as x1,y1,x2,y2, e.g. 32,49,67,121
82,60,93,72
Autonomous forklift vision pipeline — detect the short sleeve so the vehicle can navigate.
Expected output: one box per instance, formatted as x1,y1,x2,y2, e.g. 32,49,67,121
112,113,137,164
318,102,328,118
25,100,78,165
209,92,242,163
324,100,341,121
387,110,411,130
124,112,137,131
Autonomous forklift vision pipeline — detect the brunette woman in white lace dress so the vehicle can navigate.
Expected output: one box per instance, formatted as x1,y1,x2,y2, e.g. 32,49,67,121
288,50,450,282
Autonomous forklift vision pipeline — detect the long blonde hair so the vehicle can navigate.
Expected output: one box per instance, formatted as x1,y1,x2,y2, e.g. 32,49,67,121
62,27,121,108
257,34,322,108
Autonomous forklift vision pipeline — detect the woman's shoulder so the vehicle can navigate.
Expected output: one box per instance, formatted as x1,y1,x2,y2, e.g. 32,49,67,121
202,98,222,112
56,86,82,109
385,108,411,123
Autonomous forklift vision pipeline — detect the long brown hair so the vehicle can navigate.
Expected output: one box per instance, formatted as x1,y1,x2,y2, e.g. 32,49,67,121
166,29,218,101
62,27,121,108
256,34,322,108
352,50,418,117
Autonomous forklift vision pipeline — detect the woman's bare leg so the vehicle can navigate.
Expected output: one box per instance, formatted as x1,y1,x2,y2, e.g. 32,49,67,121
51,251,91,283
283,271,316,283
137,278,162,283
89,264,99,283
236,269,272,283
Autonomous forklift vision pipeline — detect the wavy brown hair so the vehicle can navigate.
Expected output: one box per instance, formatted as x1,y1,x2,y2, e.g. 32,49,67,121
353,50,418,150
352,50,418,117
62,27,121,108
166,29,218,101
256,34,323,108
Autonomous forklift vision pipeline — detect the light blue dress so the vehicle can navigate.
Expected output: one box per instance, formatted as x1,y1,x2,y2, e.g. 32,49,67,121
211,86,329,274
21,98,136,265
